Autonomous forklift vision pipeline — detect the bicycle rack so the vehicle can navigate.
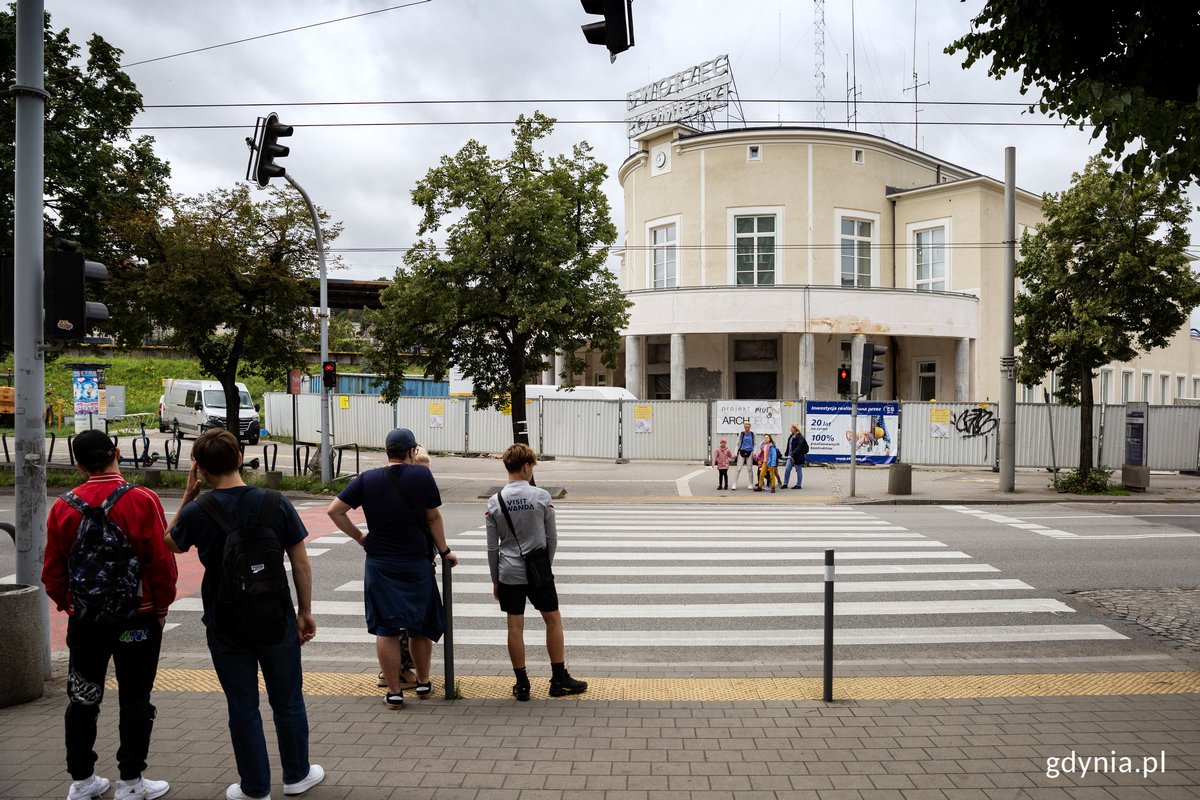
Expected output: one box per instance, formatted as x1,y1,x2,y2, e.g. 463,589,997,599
293,444,311,477
332,443,359,477
1,433,8,464
164,436,181,471
46,432,56,464
261,443,279,473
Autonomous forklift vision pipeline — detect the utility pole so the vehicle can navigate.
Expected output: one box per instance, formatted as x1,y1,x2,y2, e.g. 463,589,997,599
12,0,51,678
1000,147,1017,492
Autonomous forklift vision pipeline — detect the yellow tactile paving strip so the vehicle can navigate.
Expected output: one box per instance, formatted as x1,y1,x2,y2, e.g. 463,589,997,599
133,669,1200,701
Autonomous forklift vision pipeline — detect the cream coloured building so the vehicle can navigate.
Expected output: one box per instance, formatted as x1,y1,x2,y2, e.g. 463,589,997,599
599,123,1200,406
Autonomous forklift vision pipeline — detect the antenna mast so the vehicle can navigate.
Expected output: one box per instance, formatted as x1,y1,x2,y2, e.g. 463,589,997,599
902,0,929,148
814,0,826,125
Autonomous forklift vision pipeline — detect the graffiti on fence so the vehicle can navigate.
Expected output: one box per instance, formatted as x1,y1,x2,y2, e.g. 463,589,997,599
951,406,998,438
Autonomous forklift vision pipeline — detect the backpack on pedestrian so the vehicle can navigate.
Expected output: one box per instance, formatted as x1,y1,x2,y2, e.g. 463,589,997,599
197,489,291,646
62,482,142,623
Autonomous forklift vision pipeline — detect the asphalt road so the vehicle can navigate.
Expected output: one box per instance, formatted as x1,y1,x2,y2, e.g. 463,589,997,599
5,497,1197,676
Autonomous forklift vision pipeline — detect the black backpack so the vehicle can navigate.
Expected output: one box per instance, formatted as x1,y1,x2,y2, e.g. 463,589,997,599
62,483,142,623
197,489,291,646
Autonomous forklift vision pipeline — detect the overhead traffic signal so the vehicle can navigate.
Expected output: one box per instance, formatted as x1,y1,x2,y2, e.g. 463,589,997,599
581,0,634,62
859,340,887,398
837,365,851,397
45,247,109,341
248,112,293,188
321,360,337,390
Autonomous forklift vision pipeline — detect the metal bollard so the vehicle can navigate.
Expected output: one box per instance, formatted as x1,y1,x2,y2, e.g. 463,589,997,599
441,553,455,700
823,548,834,702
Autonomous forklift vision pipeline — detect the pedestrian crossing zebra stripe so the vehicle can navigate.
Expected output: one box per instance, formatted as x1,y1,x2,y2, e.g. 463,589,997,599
331,579,1036,595
169,596,1077,618
447,538,932,549
303,624,1127,646
439,550,965,561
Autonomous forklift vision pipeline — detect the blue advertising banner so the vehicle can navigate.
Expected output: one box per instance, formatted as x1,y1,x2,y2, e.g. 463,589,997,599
805,400,899,464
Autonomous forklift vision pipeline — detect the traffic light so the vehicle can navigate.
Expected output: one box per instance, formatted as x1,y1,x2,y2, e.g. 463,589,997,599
859,340,887,398
837,365,851,396
249,112,293,188
321,360,337,390
44,248,109,341
581,0,634,62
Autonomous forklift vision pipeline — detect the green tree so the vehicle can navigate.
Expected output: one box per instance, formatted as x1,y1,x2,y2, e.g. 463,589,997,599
368,113,630,444
107,184,342,441
0,9,170,252
947,1,1200,186
1015,156,1200,478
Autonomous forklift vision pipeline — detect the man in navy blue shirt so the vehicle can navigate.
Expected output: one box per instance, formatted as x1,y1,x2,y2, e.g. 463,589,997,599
327,428,458,708
732,421,756,490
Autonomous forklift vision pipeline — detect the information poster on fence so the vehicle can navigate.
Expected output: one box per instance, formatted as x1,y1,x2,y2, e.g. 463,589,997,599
633,404,653,433
804,401,899,464
714,400,782,434
428,401,445,429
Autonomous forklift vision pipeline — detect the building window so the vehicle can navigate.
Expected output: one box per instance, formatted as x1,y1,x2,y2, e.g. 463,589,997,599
747,145,761,162
914,227,946,291
852,148,865,165
917,361,937,401
1178,376,1186,400
1194,377,1200,400
1122,371,1133,403
1161,374,1170,404
735,215,775,286
1021,383,1037,403
652,374,671,400
651,224,677,288
1141,372,1152,402
594,373,607,386
840,218,873,287
734,338,777,361
1099,369,1112,405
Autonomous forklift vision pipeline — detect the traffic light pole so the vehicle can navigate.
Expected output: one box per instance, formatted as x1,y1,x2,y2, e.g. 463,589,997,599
849,383,858,498
12,0,51,678
285,174,332,485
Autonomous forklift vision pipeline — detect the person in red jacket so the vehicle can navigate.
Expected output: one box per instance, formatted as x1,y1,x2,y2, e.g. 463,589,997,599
43,430,178,800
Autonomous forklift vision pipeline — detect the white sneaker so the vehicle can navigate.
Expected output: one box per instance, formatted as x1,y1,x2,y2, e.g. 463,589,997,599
283,765,325,796
67,775,110,800
226,784,270,800
115,777,169,799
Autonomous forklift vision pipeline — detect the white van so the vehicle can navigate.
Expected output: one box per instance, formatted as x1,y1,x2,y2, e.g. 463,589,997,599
522,384,637,401
162,379,261,444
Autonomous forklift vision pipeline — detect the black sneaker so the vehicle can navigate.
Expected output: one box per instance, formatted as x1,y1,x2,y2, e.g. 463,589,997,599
414,681,432,698
383,691,404,709
548,673,588,697
513,682,531,702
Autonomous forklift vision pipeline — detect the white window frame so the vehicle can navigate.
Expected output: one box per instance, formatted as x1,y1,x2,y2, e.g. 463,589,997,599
1122,370,1134,404
1141,371,1153,402
644,214,681,290
915,358,938,401
1099,368,1113,405
1160,372,1171,404
1194,377,1200,400
746,145,762,162
834,208,881,288
852,148,865,165
1177,374,1187,400
727,206,784,286
906,217,952,293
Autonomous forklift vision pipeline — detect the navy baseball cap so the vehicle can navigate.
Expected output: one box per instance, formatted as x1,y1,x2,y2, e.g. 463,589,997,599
73,430,117,472
385,427,419,451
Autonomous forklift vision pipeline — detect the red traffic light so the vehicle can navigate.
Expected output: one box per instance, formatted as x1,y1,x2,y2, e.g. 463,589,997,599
321,360,337,389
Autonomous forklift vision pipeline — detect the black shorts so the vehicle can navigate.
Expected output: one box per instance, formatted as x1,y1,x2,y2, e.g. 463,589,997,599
497,580,559,615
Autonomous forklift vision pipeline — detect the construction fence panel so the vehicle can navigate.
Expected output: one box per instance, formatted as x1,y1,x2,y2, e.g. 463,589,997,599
263,392,322,441
1013,402,1086,469
1147,405,1200,471
330,394,395,449
393,396,469,453
898,402,997,467
467,400,536,455
540,398,619,459
621,400,709,461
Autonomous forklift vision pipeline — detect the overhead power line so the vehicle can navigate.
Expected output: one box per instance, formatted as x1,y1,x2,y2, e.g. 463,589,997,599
138,97,1046,110
129,119,1091,131
119,0,432,69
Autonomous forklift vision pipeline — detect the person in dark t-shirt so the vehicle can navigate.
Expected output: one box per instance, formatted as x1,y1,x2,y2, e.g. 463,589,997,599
327,428,458,708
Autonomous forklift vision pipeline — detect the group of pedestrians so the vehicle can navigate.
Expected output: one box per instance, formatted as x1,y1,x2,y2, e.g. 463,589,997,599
44,426,584,800
713,421,809,492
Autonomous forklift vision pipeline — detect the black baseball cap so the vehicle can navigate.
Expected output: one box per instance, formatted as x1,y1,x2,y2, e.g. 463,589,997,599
385,427,419,451
73,430,117,472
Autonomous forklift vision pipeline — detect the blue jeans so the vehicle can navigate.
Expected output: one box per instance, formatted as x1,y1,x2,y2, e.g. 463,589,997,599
783,457,803,487
206,618,310,797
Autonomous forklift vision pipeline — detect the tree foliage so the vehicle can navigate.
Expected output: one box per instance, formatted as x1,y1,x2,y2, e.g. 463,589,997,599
0,9,170,252
1015,156,1200,475
947,1,1200,186
107,185,342,438
368,113,630,443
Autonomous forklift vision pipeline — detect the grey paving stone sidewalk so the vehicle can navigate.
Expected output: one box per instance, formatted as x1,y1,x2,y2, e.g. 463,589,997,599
3,687,1199,799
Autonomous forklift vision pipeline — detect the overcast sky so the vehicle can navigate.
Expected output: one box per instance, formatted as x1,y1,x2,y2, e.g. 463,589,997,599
47,0,1194,283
